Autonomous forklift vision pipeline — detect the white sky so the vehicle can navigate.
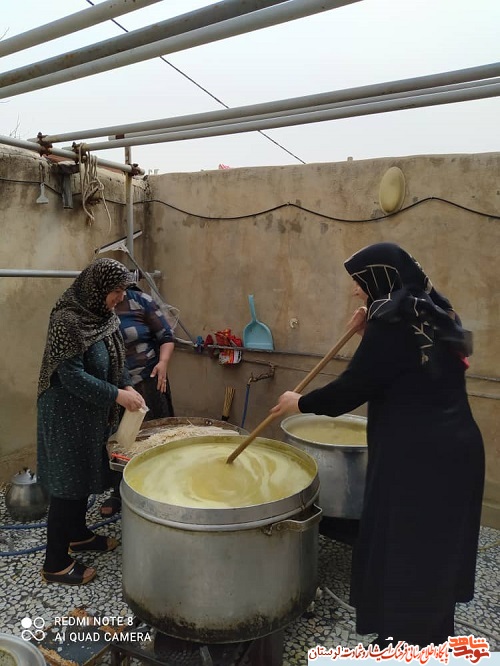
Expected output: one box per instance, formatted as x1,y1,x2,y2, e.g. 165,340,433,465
1,0,499,173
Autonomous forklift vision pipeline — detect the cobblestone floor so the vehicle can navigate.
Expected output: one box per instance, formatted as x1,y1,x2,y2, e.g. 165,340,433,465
0,491,498,665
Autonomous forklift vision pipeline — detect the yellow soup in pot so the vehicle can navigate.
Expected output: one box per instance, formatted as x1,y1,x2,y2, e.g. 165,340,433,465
0,650,17,666
125,440,315,509
287,420,367,446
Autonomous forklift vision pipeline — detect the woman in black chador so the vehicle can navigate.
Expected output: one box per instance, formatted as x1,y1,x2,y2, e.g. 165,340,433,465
272,242,485,647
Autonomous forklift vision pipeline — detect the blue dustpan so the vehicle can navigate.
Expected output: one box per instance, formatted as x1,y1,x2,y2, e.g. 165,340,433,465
243,294,274,351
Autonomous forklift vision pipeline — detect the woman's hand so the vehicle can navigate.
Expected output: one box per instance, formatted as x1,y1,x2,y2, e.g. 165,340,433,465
270,391,302,417
346,306,368,336
150,360,168,392
116,387,146,411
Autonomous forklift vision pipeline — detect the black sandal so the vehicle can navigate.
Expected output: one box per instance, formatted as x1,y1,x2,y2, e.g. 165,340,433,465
42,561,96,585
69,534,119,553
100,496,122,517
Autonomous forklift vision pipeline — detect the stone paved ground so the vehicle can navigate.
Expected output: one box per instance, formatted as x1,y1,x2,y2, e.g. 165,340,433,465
1,491,498,665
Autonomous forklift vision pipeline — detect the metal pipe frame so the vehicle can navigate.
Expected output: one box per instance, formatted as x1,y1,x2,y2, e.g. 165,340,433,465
0,0,361,99
81,81,500,151
125,147,135,258
37,62,500,144
0,270,80,278
114,78,500,140
0,133,145,175
0,0,291,89
0,0,164,59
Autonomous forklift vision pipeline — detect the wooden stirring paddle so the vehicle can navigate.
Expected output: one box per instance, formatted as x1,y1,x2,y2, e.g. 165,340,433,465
226,324,359,464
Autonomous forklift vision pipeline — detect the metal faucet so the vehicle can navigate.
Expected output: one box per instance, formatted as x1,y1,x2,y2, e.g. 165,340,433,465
247,364,275,385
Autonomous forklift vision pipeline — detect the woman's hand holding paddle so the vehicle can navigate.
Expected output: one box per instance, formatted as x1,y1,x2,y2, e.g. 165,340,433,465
346,305,368,335
269,391,301,418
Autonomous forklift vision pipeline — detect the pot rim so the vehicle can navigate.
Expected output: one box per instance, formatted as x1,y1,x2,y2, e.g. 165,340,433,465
0,633,46,666
121,435,319,527
280,413,368,452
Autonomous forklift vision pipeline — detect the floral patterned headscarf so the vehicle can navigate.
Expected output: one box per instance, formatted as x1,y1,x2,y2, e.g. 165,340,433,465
38,259,135,407
344,242,471,364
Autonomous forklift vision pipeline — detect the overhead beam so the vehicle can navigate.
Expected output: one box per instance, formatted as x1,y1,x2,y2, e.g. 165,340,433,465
0,0,291,88
115,78,500,140
79,81,500,151
0,270,80,278
0,0,362,99
36,62,500,144
0,0,164,58
0,133,145,175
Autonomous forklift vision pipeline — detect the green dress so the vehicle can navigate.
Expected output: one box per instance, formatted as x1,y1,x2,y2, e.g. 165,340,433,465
37,340,127,499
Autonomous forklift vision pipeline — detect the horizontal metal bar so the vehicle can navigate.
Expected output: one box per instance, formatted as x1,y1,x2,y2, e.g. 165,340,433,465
38,61,500,144
0,270,80,278
81,81,500,150
95,230,143,253
0,0,164,58
0,266,158,280
117,78,500,139
0,0,291,89
0,133,145,175
0,0,361,99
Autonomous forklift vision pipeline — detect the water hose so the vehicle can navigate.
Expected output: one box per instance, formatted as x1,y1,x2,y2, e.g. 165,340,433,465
240,383,251,429
0,495,120,557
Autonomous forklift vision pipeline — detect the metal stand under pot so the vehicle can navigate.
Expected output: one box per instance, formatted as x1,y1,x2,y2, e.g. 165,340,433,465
109,621,284,665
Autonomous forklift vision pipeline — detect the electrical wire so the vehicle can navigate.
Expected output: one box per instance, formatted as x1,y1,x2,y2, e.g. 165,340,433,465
323,586,355,613
454,619,500,644
142,195,500,222
478,539,500,551
79,145,113,232
2,175,499,224
84,0,306,165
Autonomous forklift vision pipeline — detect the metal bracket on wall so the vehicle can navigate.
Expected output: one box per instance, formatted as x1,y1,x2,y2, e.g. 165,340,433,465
95,232,196,344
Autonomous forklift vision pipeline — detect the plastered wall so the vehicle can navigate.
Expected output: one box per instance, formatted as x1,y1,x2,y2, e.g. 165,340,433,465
145,154,500,528
0,146,147,479
0,147,498,527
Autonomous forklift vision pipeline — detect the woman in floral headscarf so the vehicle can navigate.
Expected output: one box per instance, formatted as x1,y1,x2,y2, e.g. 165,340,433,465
272,242,484,648
37,258,146,586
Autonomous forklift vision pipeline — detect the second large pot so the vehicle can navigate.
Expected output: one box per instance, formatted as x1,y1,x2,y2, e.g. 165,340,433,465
121,434,321,643
281,414,368,519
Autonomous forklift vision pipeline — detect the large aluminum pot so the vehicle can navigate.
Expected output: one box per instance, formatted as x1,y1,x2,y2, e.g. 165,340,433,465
281,414,368,519
121,434,321,644
0,633,46,666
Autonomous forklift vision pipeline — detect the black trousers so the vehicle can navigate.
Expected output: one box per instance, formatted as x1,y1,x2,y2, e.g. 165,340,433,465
43,496,94,572
137,375,175,422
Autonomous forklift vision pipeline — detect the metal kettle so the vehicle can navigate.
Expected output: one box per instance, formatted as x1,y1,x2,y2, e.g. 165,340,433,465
5,468,49,523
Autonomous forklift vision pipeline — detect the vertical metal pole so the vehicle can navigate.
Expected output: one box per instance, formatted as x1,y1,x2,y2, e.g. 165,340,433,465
124,147,134,259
